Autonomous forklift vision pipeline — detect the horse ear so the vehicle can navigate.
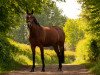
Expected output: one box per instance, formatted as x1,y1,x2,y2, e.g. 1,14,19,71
26,9,29,14
31,10,34,14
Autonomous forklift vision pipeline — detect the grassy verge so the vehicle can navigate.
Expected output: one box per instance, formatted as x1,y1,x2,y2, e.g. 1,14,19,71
85,60,100,75
73,54,100,75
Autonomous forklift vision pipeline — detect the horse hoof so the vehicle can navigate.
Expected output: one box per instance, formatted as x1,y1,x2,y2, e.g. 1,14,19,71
41,69,45,72
58,68,62,71
30,69,34,72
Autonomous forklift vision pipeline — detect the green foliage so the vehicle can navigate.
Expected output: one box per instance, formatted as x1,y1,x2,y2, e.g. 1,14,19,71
9,25,29,44
75,38,91,63
83,60,100,75
90,60,100,75
75,36,99,63
78,0,100,40
65,50,75,63
63,19,84,50
35,4,66,27
0,35,32,71
0,0,54,33
0,36,22,71
74,0,100,74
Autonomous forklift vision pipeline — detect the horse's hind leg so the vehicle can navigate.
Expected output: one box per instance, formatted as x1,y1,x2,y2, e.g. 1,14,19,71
59,44,65,63
53,45,62,71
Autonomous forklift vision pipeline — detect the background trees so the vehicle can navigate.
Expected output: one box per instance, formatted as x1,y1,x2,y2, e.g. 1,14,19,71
35,4,66,27
63,19,84,50
75,0,100,62
0,0,54,34
78,0,100,39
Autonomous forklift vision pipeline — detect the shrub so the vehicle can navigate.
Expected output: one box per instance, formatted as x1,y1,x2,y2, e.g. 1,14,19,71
75,37,99,63
90,60,100,75
0,36,21,71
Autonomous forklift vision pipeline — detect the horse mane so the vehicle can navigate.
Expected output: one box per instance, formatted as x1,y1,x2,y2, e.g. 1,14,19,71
34,17,40,26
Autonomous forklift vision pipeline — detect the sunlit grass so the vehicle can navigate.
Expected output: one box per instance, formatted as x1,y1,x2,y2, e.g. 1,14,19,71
65,50,75,57
14,55,32,65
8,38,31,51
9,38,75,64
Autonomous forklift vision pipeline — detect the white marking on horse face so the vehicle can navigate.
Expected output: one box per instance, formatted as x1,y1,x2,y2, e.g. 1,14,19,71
26,14,33,22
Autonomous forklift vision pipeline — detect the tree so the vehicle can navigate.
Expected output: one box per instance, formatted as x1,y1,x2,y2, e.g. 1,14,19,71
75,0,100,61
63,19,84,50
35,4,66,27
0,0,54,34
78,0,100,40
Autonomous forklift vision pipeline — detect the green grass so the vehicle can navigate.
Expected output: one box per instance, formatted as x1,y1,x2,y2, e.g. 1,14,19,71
84,60,100,75
0,36,75,72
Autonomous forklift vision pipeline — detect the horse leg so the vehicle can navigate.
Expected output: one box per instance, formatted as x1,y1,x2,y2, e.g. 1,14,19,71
53,46,62,71
40,46,45,72
59,44,65,63
30,46,36,72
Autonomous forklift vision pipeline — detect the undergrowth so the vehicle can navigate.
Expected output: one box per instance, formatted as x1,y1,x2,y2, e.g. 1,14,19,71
74,36,100,75
77,60,100,75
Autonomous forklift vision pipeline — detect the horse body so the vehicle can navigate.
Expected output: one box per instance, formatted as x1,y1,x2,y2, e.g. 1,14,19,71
29,26,64,47
43,26,62,46
26,10,65,72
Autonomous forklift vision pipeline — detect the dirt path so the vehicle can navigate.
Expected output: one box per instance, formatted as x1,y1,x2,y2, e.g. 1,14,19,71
0,64,93,75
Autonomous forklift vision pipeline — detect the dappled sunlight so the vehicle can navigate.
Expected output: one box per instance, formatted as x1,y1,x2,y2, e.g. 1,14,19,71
7,38,31,52
6,38,76,65
14,55,32,65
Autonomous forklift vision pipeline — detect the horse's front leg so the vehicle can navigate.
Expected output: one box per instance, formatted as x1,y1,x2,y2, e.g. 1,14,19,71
40,46,45,72
30,46,36,72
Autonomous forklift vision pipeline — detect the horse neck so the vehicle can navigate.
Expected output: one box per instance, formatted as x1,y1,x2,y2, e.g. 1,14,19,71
29,24,42,38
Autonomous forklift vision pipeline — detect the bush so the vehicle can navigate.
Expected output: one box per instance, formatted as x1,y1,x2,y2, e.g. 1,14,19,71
90,60,100,75
0,36,21,71
0,35,33,72
75,37,99,64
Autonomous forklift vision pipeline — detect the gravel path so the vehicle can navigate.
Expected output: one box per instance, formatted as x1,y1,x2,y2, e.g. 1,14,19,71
0,64,93,75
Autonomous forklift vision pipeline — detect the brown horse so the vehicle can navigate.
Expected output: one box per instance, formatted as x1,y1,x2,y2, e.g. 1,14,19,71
26,10,65,72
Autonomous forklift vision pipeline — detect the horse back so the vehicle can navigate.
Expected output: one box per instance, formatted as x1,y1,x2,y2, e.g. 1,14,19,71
43,26,65,46
53,26,65,43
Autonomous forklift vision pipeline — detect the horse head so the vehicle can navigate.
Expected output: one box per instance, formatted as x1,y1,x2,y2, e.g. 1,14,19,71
26,10,39,28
